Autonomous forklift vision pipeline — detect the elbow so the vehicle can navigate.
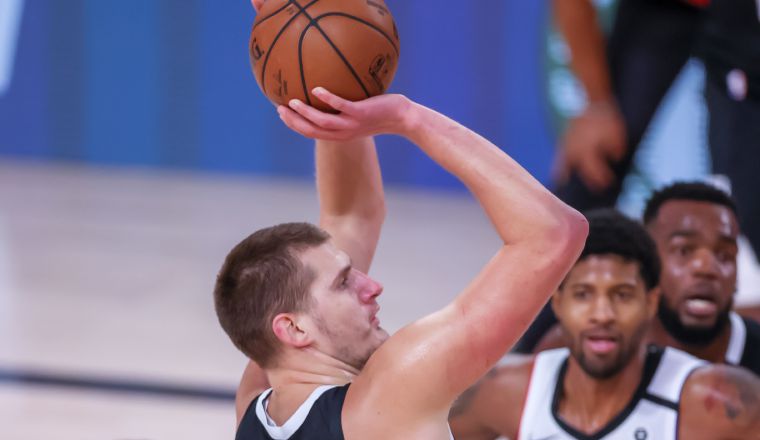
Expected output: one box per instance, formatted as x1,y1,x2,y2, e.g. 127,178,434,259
541,208,588,260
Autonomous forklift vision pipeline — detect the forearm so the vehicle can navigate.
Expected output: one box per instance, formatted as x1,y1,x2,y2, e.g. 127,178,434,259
316,137,384,220
316,137,385,272
553,0,614,104
401,103,585,245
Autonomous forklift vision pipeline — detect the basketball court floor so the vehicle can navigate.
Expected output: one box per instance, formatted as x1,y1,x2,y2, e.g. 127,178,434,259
0,158,499,439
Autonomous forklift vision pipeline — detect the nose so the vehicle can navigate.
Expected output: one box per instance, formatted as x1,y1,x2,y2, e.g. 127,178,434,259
357,271,383,303
589,295,615,325
691,248,719,278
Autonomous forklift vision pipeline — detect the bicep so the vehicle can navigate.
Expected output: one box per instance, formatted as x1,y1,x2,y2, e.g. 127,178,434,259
359,244,574,413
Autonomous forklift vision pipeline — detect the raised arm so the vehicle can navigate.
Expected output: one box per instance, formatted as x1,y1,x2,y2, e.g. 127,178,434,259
235,138,384,421
237,0,384,412
680,364,760,440
552,0,626,191
316,137,385,273
278,89,588,430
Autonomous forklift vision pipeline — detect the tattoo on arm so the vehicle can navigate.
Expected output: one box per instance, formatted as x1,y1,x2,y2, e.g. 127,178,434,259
701,366,760,430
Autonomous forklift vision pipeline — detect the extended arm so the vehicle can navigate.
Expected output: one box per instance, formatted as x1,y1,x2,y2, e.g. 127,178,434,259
316,137,385,273
279,90,588,421
237,0,384,415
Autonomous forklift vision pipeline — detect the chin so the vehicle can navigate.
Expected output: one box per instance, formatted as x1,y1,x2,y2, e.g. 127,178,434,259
580,360,624,379
376,327,390,341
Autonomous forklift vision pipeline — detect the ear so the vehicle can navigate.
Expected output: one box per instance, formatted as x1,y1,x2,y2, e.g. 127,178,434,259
272,313,312,348
251,0,266,12
645,286,661,320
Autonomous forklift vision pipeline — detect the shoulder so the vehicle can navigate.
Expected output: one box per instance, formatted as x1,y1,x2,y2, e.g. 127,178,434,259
680,363,760,436
236,391,266,438
235,361,270,424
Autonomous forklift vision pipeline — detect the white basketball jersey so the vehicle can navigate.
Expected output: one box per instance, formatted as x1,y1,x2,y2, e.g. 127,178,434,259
517,346,705,440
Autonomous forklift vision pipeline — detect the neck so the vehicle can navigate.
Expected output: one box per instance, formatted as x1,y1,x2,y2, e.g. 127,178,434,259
263,348,359,425
559,345,647,434
647,317,732,363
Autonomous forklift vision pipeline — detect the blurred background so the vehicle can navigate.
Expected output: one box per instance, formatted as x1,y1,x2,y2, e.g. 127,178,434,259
0,0,743,438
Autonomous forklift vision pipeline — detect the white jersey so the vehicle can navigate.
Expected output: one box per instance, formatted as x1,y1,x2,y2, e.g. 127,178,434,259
517,346,705,440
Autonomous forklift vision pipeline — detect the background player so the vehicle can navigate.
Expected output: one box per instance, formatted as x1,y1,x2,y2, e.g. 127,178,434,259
450,209,760,440
533,183,760,375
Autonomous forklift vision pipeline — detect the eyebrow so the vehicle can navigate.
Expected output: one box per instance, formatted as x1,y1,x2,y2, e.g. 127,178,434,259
669,230,737,245
668,230,699,240
568,281,638,289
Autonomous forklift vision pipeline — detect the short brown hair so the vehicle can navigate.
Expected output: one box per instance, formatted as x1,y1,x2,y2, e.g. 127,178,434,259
214,222,330,367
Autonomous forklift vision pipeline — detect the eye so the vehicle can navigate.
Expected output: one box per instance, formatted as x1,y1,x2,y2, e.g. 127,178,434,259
614,290,633,301
572,290,590,301
674,244,695,257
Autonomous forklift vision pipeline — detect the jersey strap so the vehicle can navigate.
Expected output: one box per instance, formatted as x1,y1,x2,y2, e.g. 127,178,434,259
726,312,747,365
646,346,706,406
254,385,339,439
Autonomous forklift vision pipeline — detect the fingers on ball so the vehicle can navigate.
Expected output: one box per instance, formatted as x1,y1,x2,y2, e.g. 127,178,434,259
289,98,349,131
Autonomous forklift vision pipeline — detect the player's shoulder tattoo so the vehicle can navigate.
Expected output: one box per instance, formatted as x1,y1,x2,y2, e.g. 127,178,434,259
688,364,760,433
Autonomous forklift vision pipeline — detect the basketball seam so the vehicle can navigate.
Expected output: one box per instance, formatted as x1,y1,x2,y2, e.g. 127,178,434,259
259,0,322,98
295,9,373,101
312,19,372,98
297,25,313,106
312,12,399,55
252,2,294,31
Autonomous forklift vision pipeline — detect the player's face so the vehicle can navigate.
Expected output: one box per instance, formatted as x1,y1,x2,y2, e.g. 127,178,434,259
299,242,389,370
647,201,738,345
554,255,657,379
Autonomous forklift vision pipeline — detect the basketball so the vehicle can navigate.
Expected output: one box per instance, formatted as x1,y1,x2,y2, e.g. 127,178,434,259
249,0,400,112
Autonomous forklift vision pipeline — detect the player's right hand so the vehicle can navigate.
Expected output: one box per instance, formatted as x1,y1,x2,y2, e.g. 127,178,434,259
553,103,627,193
278,87,412,141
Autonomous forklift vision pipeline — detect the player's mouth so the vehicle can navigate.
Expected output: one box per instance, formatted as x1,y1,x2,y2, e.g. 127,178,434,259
582,331,619,355
682,296,718,318
681,284,721,319
370,306,381,327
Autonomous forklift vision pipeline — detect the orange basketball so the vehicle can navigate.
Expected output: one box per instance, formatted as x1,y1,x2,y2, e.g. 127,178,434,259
249,0,400,112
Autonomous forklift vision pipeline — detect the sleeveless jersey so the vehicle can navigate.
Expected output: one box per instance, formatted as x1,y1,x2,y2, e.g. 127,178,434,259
728,312,760,375
236,384,348,440
235,383,456,439
518,346,705,440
